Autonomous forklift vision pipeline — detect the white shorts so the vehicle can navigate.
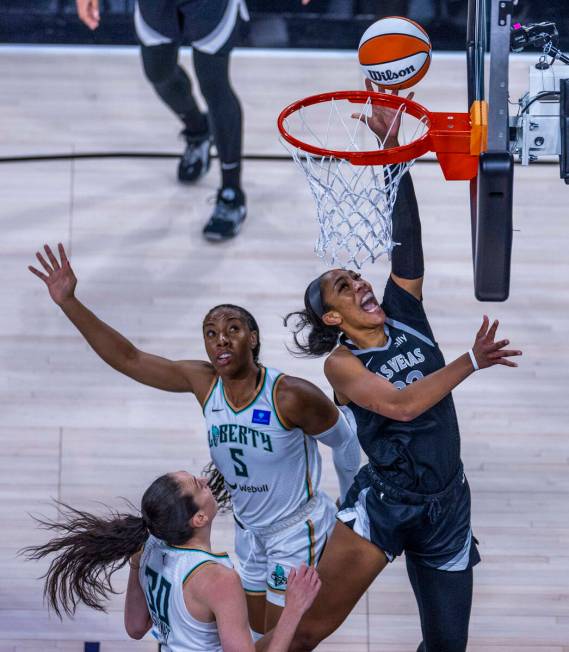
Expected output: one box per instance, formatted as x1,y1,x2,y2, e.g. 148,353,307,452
234,492,337,607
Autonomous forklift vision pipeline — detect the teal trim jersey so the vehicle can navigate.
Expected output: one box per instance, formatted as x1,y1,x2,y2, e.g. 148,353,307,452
204,366,322,529
139,536,233,652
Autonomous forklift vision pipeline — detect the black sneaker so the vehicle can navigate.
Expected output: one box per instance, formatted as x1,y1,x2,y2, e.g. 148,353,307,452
178,128,212,183
202,187,247,241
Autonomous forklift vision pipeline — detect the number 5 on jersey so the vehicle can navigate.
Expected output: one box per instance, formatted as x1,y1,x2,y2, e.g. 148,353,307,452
229,447,249,477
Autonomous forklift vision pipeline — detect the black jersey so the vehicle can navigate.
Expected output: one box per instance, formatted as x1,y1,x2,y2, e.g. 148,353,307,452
339,277,461,493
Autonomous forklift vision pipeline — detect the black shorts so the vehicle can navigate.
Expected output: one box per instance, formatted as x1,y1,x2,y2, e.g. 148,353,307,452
135,0,248,54
337,463,480,571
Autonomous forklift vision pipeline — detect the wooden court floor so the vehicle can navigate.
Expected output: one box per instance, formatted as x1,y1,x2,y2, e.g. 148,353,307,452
0,47,568,651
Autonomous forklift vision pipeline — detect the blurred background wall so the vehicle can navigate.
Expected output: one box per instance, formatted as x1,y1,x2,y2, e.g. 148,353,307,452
1,0,568,51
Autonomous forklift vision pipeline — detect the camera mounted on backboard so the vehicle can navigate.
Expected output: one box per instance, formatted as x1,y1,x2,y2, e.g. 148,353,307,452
508,20,569,183
510,21,559,55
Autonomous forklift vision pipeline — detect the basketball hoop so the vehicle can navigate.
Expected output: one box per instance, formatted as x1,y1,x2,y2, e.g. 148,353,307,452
278,90,483,268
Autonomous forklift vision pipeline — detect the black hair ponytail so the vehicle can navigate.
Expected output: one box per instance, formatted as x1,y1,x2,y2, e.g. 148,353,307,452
284,278,340,357
22,473,198,618
21,503,149,618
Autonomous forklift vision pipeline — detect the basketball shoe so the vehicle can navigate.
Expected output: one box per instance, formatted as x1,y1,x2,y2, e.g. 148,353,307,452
178,127,212,183
202,187,247,241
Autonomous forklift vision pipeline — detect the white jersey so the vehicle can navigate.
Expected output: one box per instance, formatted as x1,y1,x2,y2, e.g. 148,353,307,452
139,535,233,652
203,366,322,529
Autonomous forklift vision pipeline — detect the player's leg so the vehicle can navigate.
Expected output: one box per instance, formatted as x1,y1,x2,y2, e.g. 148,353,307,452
234,522,269,636
264,601,284,632
139,42,211,183
406,555,473,652
193,47,242,192
135,2,211,184
404,472,479,652
246,593,268,638
263,493,336,631
257,521,388,652
139,42,207,134
192,35,246,240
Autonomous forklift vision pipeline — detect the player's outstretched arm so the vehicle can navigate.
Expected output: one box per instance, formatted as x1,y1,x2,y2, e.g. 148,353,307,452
276,376,360,502
28,243,214,395
326,315,522,422
354,79,424,300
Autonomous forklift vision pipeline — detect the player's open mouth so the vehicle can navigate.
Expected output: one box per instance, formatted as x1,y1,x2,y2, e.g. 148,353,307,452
216,352,232,365
360,291,380,313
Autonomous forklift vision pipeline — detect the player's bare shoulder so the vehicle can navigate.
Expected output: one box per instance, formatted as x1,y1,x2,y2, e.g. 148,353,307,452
275,374,324,409
324,345,358,406
179,360,217,404
188,561,241,603
275,373,319,397
274,373,338,433
324,344,354,378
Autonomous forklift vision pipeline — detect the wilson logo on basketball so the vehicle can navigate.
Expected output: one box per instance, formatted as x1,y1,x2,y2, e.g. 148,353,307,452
358,16,432,90
367,65,416,83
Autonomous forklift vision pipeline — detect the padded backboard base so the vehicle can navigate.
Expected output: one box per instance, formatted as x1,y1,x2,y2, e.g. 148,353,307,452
474,151,514,301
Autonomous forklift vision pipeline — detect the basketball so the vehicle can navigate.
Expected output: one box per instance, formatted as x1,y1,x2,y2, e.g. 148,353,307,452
358,16,432,90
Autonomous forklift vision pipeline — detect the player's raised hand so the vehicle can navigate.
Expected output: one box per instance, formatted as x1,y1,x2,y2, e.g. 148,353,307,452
28,243,77,307
76,0,100,30
352,78,414,147
471,315,522,370
284,564,321,616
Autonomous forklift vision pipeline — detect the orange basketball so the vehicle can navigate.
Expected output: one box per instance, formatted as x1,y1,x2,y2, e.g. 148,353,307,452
358,16,432,90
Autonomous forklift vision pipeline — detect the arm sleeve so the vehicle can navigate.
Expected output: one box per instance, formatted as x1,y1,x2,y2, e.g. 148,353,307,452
390,170,424,280
312,409,360,502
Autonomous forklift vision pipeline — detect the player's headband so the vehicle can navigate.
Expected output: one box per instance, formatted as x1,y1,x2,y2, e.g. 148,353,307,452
307,277,325,319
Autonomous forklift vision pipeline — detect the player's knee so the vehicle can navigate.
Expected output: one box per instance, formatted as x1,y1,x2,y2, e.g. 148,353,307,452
142,58,174,87
140,46,178,87
195,66,237,106
200,78,236,108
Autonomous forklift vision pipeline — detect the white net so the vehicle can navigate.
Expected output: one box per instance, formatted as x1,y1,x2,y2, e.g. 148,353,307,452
281,95,429,268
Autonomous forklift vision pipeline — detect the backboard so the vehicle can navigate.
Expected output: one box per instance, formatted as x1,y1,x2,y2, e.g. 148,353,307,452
467,0,516,301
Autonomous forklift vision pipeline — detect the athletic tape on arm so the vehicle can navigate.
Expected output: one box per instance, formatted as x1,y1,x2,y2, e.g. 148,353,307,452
313,410,361,502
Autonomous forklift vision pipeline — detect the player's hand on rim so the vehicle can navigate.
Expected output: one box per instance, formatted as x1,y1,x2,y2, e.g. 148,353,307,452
28,243,77,307
471,315,522,370
351,78,414,148
284,564,321,616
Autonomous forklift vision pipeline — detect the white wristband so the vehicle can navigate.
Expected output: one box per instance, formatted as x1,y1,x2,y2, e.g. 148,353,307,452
468,349,479,371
